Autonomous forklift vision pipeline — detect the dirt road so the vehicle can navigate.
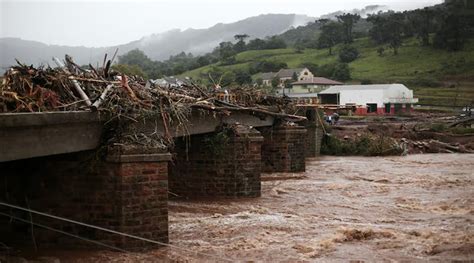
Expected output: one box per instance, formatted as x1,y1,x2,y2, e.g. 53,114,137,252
10,154,474,262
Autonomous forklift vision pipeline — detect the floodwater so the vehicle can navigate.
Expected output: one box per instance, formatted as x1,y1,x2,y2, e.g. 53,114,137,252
22,154,474,262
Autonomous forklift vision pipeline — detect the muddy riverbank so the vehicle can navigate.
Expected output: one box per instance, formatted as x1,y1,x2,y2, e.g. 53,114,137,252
3,154,473,262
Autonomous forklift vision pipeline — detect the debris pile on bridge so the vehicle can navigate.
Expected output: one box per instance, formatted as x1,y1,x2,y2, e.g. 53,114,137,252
0,55,304,146
0,55,301,115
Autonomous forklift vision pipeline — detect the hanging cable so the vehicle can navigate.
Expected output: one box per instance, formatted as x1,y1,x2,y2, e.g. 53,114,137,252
0,201,233,262
0,211,128,253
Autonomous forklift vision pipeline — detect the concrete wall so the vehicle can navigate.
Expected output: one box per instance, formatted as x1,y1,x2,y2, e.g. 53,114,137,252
287,84,329,94
340,89,385,107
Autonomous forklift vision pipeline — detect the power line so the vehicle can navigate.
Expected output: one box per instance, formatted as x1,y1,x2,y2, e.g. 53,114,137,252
0,201,233,262
0,211,128,253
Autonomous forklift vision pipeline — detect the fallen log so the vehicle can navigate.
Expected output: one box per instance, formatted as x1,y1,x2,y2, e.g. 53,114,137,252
68,76,120,84
449,117,474,127
191,104,306,121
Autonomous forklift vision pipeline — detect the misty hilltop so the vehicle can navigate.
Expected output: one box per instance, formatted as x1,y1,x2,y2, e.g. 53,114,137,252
0,14,314,69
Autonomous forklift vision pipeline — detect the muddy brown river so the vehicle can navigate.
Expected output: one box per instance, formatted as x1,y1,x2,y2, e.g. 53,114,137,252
12,154,474,262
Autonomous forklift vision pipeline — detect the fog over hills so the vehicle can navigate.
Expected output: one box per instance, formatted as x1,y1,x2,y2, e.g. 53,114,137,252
0,14,313,69
0,4,412,69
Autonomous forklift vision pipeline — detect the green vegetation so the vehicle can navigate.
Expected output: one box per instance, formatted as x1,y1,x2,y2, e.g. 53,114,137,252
111,64,147,78
338,45,359,63
321,134,404,156
183,37,474,81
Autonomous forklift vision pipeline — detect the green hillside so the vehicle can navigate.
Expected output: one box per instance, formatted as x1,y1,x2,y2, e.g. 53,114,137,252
184,37,474,81
182,37,474,109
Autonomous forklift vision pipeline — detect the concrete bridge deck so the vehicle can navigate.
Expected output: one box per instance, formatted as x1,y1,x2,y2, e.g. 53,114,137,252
0,110,274,162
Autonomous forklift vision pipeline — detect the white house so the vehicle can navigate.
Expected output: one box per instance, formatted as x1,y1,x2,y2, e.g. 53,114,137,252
261,68,314,86
318,84,419,115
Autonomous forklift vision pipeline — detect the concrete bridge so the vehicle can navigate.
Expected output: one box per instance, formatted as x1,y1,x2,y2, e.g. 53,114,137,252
0,108,323,250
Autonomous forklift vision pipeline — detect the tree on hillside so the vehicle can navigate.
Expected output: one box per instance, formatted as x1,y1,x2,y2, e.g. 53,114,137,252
339,45,359,62
317,19,344,55
234,34,250,53
196,56,210,67
407,8,435,46
264,36,287,49
367,12,404,55
336,13,361,43
234,70,252,85
331,63,351,81
234,34,250,42
433,1,472,51
215,41,236,59
118,49,153,70
247,38,266,50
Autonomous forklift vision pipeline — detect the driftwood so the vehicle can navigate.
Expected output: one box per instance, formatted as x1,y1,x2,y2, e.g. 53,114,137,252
69,77,120,84
153,89,202,102
120,75,138,101
52,57,92,106
449,117,474,127
92,84,114,109
413,139,473,153
191,104,306,121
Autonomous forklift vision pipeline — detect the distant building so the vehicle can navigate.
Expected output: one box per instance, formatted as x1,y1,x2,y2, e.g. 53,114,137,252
275,77,343,104
148,76,191,88
261,68,314,87
318,84,419,115
289,77,343,93
261,72,277,86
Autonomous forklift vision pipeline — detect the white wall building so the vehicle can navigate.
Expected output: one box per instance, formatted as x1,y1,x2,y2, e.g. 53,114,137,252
318,84,419,115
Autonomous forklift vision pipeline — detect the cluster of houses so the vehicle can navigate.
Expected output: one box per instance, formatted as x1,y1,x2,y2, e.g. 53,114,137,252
261,68,418,115
152,67,418,116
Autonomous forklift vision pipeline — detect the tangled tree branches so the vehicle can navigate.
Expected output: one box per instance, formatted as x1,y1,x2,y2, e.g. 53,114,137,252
0,55,305,148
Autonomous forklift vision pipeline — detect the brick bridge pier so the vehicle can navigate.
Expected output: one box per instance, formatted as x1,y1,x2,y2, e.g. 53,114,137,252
0,109,319,250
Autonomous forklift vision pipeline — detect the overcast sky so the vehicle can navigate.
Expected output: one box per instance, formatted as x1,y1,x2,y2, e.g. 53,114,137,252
1,0,442,47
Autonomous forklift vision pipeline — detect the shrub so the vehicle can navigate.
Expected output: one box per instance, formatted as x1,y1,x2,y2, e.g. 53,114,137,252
429,123,447,132
321,134,403,156
331,63,351,81
339,45,359,63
